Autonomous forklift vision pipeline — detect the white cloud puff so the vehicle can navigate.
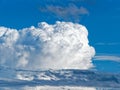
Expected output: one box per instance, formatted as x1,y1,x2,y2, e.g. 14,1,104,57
0,22,95,70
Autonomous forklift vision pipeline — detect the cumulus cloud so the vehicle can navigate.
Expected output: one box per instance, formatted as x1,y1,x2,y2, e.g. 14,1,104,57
0,22,95,70
40,4,89,22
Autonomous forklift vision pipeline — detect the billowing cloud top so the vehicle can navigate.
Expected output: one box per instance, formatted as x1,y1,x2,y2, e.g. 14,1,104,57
0,22,95,70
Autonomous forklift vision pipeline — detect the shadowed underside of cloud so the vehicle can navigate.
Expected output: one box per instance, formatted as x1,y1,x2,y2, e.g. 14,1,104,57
39,4,89,22
0,22,95,70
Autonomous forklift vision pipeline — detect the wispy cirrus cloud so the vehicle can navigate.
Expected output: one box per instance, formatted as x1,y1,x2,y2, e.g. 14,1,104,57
94,54,120,62
39,4,89,22
95,42,120,46
44,0,96,5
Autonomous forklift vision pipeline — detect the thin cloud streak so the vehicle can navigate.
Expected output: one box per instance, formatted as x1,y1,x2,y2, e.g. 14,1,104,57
94,54,120,62
95,42,120,46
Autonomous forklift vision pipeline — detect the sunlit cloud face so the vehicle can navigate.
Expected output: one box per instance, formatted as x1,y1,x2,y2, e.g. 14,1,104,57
0,22,95,70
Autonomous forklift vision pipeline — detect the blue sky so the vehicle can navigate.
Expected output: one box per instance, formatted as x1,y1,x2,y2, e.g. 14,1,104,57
0,0,120,54
0,0,120,72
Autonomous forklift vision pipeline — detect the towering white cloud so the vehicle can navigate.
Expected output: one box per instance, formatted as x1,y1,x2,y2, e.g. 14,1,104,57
0,22,95,70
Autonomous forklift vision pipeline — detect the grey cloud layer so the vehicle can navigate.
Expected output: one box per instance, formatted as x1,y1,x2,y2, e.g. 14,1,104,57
40,4,89,22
